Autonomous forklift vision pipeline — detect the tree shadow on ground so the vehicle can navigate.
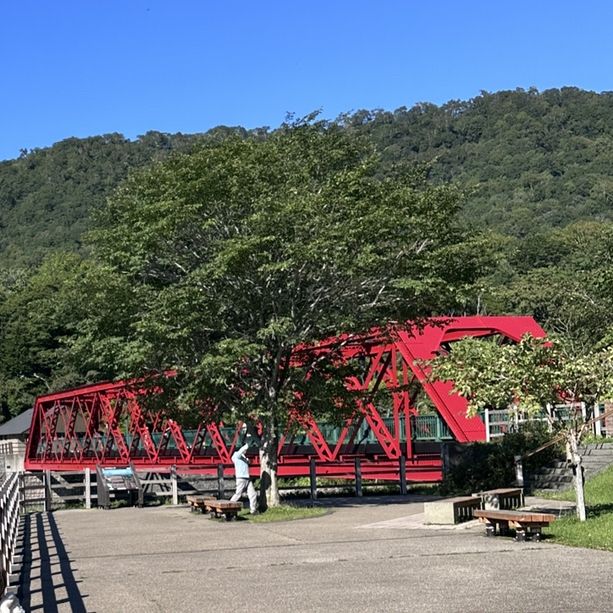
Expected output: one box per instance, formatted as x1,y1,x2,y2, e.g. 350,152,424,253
587,503,613,518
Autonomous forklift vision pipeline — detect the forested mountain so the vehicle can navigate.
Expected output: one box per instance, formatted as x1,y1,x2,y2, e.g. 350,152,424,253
2,87,613,268
0,126,270,268
353,87,613,236
0,131,203,267
2,87,613,419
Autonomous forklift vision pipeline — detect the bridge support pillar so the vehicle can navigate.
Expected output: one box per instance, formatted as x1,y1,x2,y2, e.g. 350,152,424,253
44,471,52,512
354,458,362,497
217,464,225,499
171,465,178,505
84,468,91,509
399,456,407,495
309,458,317,501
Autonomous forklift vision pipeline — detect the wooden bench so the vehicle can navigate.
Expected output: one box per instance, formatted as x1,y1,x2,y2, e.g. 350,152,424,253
474,509,556,541
424,496,482,524
187,495,242,520
472,487,524,510
187,495,211,513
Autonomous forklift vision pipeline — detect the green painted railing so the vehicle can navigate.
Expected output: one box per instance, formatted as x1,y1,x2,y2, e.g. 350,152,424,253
289,414,452,445
84,414,454,456
411,414,453,441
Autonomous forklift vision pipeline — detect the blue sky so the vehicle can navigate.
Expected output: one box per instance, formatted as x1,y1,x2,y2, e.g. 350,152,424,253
1,0,612,161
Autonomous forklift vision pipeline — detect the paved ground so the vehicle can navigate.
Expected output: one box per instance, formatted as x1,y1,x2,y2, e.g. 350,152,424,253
16,496,613,612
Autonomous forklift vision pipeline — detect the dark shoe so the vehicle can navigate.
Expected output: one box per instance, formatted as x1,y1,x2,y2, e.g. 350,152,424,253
250,510,260,516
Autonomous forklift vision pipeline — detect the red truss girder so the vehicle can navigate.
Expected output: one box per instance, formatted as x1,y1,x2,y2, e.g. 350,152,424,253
25,316,545,481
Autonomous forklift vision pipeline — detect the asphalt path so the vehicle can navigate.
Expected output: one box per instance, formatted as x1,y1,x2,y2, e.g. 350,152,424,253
16,497,613,612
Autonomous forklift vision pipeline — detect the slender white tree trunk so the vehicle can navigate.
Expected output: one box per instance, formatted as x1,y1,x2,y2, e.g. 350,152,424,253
567,431,587,522
259,416,280,508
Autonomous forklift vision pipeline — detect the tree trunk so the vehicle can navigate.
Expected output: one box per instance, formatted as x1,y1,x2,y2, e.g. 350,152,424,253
567,431,587,522
259,416,280,508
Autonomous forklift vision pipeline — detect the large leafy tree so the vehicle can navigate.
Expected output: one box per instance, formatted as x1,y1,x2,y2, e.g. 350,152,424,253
0,255,85,418
88,116,485,506
489,222,613,350
0,254,138,419
430,335,613,521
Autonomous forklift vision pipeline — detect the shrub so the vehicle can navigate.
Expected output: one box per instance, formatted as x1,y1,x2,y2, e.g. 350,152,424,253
441,422,563,494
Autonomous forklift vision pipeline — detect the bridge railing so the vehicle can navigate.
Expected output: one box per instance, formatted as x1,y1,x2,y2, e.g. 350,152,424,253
483,403,594,442
0,472,21,596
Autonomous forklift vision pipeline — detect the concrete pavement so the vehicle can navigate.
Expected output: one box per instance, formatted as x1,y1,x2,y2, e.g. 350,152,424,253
17,497,613,612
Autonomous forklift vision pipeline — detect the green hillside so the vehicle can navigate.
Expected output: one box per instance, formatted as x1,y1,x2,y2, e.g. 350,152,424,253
0,132,198,267
355,87,613,235
2,87,613,418
3,88,613,269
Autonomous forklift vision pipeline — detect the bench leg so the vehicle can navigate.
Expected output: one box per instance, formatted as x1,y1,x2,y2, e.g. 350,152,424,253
530,528,542,542
515,529,526,542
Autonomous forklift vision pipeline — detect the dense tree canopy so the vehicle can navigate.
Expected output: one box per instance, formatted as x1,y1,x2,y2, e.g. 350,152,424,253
82,116,485,504
0,130,247,268
3,86,613,436
0,253,137,420
4,88,613,271
355,87,613,235
484,221,613,350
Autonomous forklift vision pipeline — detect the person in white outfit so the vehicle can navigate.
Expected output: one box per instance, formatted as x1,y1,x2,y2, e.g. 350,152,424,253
230,437,259,514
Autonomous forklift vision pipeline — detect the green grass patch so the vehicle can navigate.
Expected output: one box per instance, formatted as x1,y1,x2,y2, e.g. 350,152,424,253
541,464,613,504
238,504,327,523
543,465,613,550
545,511,613,550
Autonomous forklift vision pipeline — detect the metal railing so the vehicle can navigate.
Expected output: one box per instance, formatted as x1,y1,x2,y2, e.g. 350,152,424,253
484,403,590,442
20,468,228,511
0,473,21,596
411,415,453,441
283,415,453,445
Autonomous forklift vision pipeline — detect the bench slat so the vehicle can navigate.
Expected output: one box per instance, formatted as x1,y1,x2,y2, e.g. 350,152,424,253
205,500,242,511
474,509,556,523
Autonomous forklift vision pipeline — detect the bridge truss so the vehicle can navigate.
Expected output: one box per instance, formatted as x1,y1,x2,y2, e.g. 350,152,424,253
25,316,545,481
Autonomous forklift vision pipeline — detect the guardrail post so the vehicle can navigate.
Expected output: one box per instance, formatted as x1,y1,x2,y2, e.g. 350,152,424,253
171,465,178,505
514,455,524,488
217,464,225,500
84,468,91,509
354,457,362,497
594,403,602,437
399,455,407,495
309,457,317,501
44,470,52,512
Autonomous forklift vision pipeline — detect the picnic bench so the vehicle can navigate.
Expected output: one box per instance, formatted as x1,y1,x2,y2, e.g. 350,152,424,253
187,495,242,520
474,509,556,541
424,496,482,525
472,487,524,510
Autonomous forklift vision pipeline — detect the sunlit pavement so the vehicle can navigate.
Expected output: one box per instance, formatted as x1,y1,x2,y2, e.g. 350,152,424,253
17,498,612,612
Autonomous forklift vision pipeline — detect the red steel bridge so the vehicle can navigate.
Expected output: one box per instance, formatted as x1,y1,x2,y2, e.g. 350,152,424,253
25,316,545,482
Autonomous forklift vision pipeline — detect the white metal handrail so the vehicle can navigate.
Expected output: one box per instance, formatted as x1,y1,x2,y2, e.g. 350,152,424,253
0,473,20,596
484,403,589,442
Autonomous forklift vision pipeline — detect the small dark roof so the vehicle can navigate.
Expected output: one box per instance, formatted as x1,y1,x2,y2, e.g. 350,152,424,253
0,409,33,437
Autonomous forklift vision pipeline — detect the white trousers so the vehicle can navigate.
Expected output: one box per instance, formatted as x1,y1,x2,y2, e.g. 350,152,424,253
230,478,258,513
